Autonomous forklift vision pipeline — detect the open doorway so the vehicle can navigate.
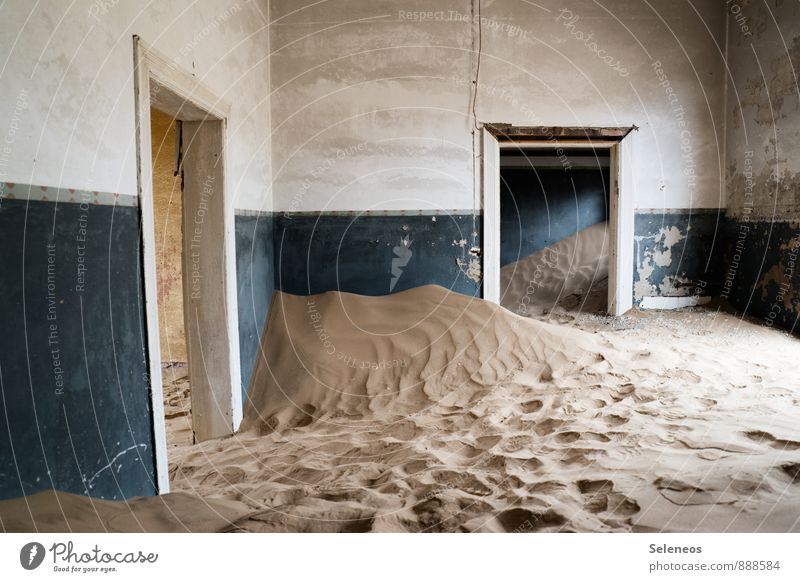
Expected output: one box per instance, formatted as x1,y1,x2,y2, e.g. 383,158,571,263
482,126,635,316
150,108,193,449
498,147,611,318
134,37,242,493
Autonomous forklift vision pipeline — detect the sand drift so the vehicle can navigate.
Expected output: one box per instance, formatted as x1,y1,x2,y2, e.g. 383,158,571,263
501,222,610,317
163,285,800,532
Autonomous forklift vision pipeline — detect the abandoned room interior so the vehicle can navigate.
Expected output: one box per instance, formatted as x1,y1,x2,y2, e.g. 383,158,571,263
1,0,799,536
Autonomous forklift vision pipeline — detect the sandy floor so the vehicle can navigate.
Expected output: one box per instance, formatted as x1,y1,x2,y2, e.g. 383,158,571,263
162,364,194,448
4,220,799,533
501,222,609,317
161,286,800,533
3,285,799,533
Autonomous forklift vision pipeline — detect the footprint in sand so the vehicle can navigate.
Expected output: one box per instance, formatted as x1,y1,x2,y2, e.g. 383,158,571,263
534,418,566,436
475,435,502,450
520,399,544,413
604,414,630,427
610,384,636,401
496,507,567,532
744,430,800,450
431,470,494,496
578,479,640,516
696,397,717,408
554,431,611,444
780,463,800,483
528,480,568,494
555,431,581,443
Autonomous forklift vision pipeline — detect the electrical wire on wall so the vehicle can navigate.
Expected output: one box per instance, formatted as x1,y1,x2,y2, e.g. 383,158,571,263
469,0,483,268
472,0,482,132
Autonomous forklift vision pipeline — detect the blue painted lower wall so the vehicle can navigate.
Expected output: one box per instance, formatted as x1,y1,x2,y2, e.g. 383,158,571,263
633,210,726,304
721,219,800,333
500,169,609,266
274,212,482,298
234,213,274,401
0,198,155,501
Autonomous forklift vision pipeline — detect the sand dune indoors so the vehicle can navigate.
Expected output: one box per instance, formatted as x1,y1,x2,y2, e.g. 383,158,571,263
3,286,799,532
161,286,800,532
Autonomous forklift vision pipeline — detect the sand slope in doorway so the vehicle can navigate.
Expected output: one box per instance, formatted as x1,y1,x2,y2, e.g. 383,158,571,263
501,222,609,316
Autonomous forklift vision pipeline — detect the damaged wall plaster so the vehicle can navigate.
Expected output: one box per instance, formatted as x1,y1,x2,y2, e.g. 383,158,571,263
724,0,800,331
269,0,726,213
633,212,725,303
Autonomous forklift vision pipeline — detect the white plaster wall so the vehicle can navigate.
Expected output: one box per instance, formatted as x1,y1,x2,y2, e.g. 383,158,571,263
0,0,272,211
270,0,726,212
270,0,474,213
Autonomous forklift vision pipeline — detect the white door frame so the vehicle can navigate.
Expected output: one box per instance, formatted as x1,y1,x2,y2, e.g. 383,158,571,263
133,36,242,493
482,129,635,316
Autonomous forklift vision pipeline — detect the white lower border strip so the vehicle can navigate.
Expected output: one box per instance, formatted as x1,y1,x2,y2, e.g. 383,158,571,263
0,182,138,207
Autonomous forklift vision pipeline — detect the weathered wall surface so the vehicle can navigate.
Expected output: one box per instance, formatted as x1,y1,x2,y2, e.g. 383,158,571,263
270,0,726,213
274,212,482,297
633,210,726,304
151,109,187,363
269,0,726,301
269,0,472,212
0,195,154,501
724,0,800,332
0,0,272,211
0,1,272,499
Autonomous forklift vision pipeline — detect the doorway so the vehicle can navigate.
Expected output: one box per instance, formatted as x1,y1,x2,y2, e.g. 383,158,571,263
134,37,242,493
482,126,635,316
498,147,611,317
150,108,193,449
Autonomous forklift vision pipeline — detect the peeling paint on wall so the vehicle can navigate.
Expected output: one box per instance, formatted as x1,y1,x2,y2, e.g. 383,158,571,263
724,0,800,333
633,212,724,303
722,220,800,332
726,0,800,221
634,225,685,299
456,256,482,284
